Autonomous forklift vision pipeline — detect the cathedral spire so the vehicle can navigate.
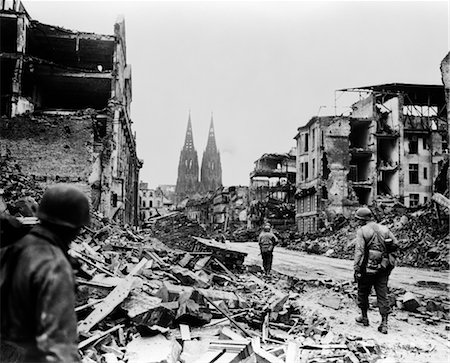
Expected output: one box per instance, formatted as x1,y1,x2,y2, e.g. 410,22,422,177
200,112,222,193
176,112,199,201
184,112,195,151
205,113,217,152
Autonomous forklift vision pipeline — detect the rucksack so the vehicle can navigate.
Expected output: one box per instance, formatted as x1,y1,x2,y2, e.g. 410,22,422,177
363,224,397,275
0,213,31,248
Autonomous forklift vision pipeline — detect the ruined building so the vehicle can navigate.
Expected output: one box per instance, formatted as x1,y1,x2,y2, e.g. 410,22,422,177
200,115,222,193
295,83,448,234
0,1,142,225
248,151,297,228
176,114,222,201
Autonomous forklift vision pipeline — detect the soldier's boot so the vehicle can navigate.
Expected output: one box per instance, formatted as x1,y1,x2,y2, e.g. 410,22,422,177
355,309,369,326
378,315,388,334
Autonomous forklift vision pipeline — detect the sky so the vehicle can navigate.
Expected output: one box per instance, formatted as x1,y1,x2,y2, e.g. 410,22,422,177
23,1,449,188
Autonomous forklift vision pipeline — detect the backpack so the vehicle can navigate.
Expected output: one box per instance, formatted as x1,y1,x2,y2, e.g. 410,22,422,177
0,213,36,248
363,224,397,275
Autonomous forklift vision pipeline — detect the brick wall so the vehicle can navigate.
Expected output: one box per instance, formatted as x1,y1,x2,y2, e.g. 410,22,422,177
0,115,94,196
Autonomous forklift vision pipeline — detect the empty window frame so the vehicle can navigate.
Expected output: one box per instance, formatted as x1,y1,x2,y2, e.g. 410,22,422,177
409,193,419,208
409,164,419,184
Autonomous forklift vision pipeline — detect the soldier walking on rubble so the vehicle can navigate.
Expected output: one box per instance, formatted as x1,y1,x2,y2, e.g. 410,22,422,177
258,223,278,275
353,207,398,334
1,184,90,362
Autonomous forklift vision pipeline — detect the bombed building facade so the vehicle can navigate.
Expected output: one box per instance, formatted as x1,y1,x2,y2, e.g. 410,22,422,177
0,2,142,225
175,114,222,201
295,83,448,234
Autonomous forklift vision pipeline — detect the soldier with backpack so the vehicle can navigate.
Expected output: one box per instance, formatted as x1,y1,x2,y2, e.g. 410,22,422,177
353,207,398,334
0,184,90,362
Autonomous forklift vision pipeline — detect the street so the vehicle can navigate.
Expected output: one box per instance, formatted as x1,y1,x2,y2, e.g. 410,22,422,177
231,242,450,299
228,241,450,362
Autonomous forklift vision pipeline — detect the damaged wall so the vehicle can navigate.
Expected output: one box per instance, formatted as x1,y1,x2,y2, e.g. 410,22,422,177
0,115,94,196
0,3,142,225
324,118,357,218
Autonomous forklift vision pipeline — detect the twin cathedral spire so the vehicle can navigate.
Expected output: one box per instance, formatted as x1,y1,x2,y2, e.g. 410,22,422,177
176,112,222,200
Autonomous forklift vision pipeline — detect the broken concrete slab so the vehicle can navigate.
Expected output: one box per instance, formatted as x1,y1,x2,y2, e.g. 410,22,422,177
175,290,212,327
121,290,162,318
163,282,239,307
133,306,176,335
125,335,182,363
170,266,211,288
319,295,341,310
402,292,421,312
179,339,211,363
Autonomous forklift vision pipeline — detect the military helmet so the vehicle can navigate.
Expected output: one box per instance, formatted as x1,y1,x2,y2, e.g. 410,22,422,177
37,184,90,229
263,223,271,231
355,207,372,221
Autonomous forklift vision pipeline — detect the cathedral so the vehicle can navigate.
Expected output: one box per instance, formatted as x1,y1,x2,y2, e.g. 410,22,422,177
176,113,222,200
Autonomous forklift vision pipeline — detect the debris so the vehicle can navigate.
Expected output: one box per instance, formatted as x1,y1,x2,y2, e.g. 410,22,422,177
124,335,182,363
319,295,341,310
78,258,148,333
402,292,420,312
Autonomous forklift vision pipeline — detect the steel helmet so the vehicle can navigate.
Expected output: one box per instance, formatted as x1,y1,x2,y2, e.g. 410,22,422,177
37,184,90,228
263,223,271,231
355,207,372,221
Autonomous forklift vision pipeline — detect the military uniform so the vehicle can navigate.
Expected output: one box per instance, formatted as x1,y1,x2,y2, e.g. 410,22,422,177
0,225,79,362
354,221,398,318
258,230,278,274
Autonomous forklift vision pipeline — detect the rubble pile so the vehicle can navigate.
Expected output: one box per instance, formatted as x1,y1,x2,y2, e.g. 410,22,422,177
149,213,208,251
288,205,449,270
71,222,396,363
0,152,43,213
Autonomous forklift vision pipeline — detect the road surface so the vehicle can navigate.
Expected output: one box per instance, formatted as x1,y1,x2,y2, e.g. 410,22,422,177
230,242,449,299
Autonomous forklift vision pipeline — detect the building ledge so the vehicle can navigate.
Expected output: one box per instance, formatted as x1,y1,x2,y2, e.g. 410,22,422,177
375,132,399,139
296,211,320,218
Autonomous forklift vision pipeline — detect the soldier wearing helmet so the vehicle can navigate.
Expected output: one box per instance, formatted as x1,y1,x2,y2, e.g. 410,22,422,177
258,223,278,275
0,184,90,362
353,207,398,335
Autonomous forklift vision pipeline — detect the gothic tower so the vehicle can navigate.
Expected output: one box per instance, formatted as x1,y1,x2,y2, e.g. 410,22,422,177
176,113,199,200
200,114,222,192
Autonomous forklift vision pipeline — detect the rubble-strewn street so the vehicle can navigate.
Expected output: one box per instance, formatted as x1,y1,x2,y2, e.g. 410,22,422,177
1,2,449,363
71,220,449,363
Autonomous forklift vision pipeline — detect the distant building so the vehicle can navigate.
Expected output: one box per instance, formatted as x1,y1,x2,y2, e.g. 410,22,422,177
139,182,174,222
294,83,448,234
175,113,222,201
249,150,296,203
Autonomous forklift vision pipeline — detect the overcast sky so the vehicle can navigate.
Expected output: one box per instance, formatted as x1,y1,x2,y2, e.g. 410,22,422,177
24,1,449,188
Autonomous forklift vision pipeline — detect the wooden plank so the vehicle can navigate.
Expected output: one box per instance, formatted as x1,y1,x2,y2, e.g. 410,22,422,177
200,291,254,338
285,341,299,363
78,258,147,333
75,299,103,312
220,327,248,341
78,324,123,349
76,279,115,289
300,343,347,350
193,350,225,363
262,313,269,344
72,250,116,277
180,324,191,341
213,258,238,280
204,312,247,327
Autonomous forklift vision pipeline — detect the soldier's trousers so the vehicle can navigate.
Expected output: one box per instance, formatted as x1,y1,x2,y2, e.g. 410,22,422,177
357,272,390,316
261,251,273,274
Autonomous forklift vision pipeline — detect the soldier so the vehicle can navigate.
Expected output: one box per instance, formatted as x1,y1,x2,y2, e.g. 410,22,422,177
258,223,278,275
1,184,90,362
353,207,398,334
